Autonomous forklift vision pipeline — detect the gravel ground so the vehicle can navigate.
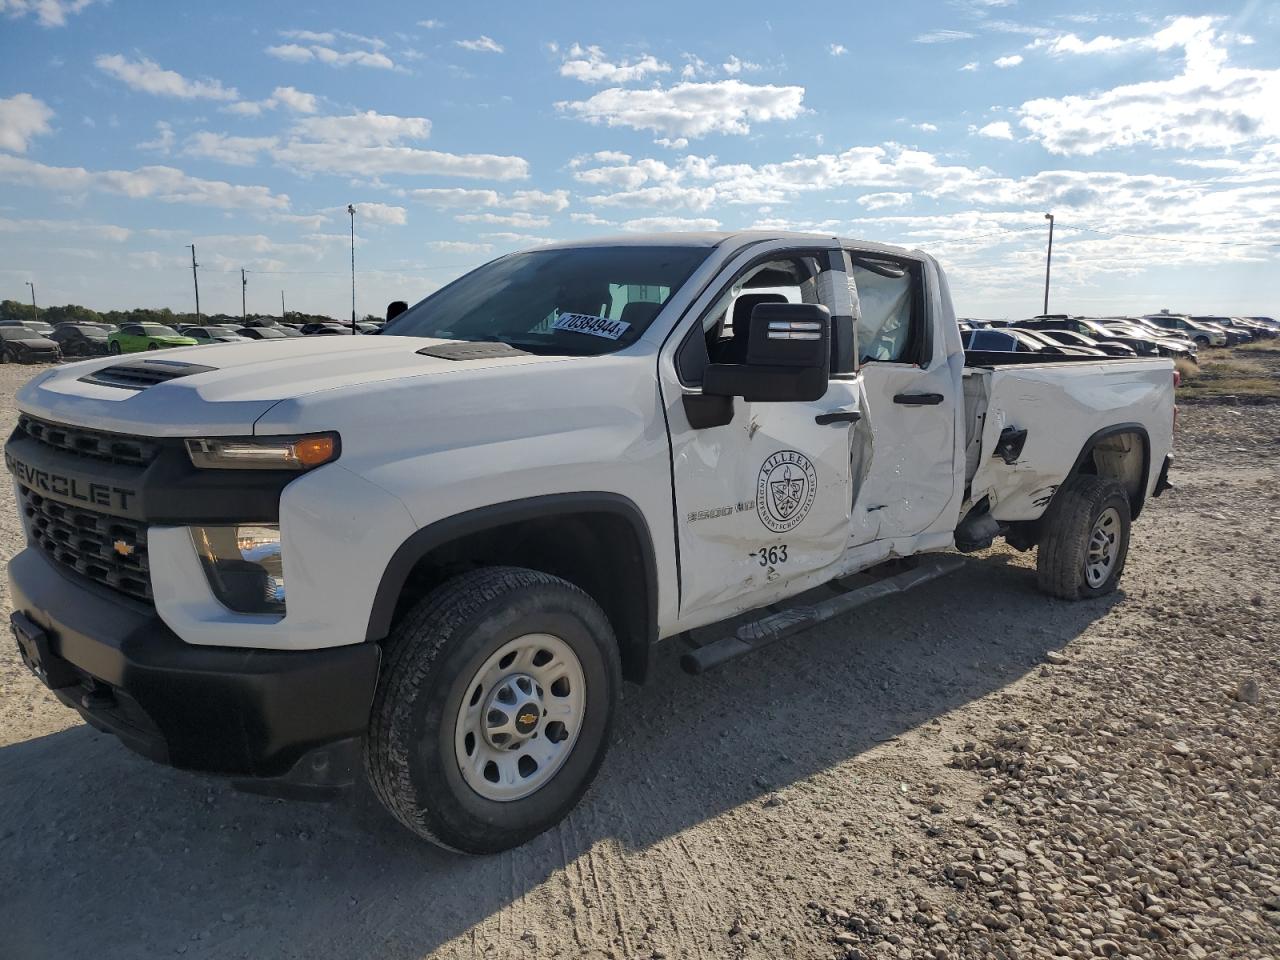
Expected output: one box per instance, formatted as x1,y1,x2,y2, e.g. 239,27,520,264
0,361,1277,960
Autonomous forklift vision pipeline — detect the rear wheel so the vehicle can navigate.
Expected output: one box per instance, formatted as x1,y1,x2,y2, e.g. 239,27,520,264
1193,335,1210,348
1036,475,1131,600
109,341,121,354
365,567,620,853
146,343,158,351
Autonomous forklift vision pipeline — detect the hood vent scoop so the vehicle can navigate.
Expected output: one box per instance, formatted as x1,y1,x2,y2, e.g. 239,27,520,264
78,358,217,391
416,341,529,361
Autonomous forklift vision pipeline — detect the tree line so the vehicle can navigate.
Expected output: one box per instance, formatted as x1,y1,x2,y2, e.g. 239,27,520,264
1,300,382,328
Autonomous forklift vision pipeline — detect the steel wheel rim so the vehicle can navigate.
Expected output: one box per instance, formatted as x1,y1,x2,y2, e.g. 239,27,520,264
1085,506,1121,587
453,633,586,802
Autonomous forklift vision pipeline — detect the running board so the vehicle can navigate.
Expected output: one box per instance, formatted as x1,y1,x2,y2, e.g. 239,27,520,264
680,555,965,675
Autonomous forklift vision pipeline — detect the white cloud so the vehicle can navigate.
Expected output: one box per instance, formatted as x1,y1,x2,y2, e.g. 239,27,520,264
0,93,54,152
960,62,979,71
410,188,567,212
976,121,1015,139
559,44,670,84
570,212,614,226
913,122,939,133
0,154,290,210
266,32,396,69
270,86,319,113
620,216,721,232
182,132,278,166
558,79,806,138
418,19,442,28
95,54,239,101
290,111,430,146
722,55,760,76
224,85,320,117
0,0,96,28
994,54,1023,68
338,202,407,226
455,35,503,53
1018,17,1280,155
427,240,493,253
0,216,130,242
137,120,175,153
481,232,556,246
270,111,528,180
857,192,913,210
455,211,550,228
915,30,975,43
829,44,848,57
655,137,689,150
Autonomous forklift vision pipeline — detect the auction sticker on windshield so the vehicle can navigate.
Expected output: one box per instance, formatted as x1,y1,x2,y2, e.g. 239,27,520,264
552,313,631,340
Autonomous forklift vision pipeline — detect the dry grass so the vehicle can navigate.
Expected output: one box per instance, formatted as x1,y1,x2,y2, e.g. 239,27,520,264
1177,343,1280,400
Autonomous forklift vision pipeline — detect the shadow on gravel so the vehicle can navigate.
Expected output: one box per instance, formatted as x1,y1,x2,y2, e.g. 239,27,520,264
0,552,1120,960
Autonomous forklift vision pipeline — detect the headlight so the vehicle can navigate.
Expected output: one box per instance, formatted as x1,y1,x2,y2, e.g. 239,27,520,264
191,524,285,614
185,433,339,470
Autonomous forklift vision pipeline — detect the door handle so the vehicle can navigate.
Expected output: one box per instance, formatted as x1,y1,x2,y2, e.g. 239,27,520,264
815,409,862,425
893,392,944,406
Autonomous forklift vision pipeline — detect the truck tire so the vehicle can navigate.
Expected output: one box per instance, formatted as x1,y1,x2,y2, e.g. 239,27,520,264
365,566,620,854
1036,475,1131,600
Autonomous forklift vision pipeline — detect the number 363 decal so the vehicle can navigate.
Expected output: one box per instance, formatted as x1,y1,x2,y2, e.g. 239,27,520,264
749,545,788,567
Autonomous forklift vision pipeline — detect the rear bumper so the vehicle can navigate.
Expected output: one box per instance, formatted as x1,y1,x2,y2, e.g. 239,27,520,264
7,546,380,780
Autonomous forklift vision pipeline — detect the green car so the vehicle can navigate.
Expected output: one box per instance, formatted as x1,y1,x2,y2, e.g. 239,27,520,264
107,323,199,354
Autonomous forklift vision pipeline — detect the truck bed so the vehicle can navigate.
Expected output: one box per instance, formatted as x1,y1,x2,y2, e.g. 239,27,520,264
961,356,1175,522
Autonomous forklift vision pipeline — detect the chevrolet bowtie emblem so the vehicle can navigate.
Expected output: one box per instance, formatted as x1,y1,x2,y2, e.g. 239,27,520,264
113,539,136,557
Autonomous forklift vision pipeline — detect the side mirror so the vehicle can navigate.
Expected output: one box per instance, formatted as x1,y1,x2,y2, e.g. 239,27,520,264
703,303,831,402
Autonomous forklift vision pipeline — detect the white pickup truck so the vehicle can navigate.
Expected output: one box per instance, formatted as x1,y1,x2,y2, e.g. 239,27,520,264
6,232,1175,853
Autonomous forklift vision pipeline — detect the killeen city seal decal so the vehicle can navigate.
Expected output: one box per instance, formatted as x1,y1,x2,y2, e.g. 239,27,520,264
756,450,817,533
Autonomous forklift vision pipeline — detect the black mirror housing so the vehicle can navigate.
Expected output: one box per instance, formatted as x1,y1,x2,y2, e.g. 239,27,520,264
703,303,831,403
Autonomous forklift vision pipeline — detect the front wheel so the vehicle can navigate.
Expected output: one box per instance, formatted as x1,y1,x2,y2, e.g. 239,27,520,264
146,343,158,351
1036,475,1131,600
365,567,620,853
108,341,122,354
1193,336,1210,348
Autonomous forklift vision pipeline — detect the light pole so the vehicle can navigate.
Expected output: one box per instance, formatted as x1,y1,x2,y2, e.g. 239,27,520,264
347,204,357,334
241,268,247,320
281,290,286,320
185,244,201,318
1042,213,1055,316
24,280,36,313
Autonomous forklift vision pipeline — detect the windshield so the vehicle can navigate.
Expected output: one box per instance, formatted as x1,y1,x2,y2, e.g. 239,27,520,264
140,324,181,337
384,245,710,355
0,328,39,340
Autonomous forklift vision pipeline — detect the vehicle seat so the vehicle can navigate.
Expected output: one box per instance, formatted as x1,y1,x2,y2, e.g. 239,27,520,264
618,301,663,331
719,294,787,363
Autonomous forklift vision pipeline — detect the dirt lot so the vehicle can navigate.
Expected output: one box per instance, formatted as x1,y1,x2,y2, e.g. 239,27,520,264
1,355,1277,960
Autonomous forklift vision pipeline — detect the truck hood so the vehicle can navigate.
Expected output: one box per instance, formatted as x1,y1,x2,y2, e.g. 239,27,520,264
15,335,569,437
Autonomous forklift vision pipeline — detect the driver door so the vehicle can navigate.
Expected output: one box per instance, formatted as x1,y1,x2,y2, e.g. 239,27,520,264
658,241,861,622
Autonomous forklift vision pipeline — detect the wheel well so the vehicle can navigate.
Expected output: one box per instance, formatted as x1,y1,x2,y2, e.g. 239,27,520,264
370,501,657,683
1073,427,1150,519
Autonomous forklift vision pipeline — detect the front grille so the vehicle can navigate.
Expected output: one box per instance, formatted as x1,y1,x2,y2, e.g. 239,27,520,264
16,414,161,467
19,486,152,602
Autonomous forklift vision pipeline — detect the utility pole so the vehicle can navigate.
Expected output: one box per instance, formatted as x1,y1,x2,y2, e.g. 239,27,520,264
281,290,286,320
24,280,36,312
347,204,357,334
185,244,201,318
241,268,247,319
1042,213,1055,316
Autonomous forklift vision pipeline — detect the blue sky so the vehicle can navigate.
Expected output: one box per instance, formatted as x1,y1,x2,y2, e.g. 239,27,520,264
0,0,1277,319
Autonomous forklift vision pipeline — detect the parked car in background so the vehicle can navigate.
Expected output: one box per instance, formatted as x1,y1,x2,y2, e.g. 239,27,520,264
1142,314,1227,348
49,324,111,357
1022,316,1152,357
1188,316,1252,345
964,328,1095,355
19,321,57,337
0,326,62,363
1248,316,1279,332
107,323,199,354
181,325,250,345
235,326,289,340
1230,317,1276,340
300,322,352,336
1098,320,1197,362
1009,328,1108,357
1029,328,1136,357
